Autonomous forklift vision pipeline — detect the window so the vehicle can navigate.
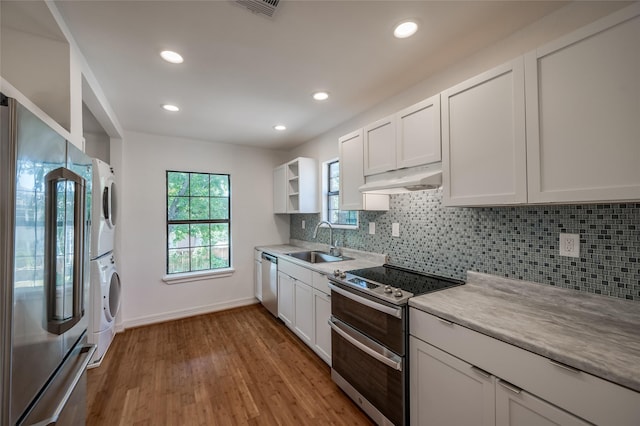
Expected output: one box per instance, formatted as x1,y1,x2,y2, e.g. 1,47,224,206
326,160,357,227
166,171,230,274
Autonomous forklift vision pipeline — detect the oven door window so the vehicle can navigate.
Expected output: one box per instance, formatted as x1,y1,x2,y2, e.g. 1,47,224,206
332,321,404,426
331,290,404,354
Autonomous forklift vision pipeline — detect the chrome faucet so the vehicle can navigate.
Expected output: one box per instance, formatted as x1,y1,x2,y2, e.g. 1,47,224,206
313,221,340,256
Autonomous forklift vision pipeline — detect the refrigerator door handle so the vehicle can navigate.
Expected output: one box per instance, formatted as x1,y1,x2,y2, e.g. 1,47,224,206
44,167,87,335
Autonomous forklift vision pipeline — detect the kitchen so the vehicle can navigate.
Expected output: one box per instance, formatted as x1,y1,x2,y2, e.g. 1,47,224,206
1,1,639,425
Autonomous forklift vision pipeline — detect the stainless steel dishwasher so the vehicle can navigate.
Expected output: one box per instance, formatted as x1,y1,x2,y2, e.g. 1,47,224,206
260,252,278,317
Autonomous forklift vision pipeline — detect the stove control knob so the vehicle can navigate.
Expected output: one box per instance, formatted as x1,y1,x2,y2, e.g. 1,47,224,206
384,285,392,294
340,271,347,279
333,270,341,277
394,288,403,297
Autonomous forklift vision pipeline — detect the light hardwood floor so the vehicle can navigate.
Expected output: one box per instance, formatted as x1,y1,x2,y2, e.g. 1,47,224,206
87,304,373,425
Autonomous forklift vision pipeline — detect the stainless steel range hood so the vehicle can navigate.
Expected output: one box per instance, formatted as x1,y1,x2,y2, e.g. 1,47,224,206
358,163,442,194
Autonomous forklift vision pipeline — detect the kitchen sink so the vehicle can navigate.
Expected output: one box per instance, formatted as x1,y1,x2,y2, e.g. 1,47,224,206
285,251,352,264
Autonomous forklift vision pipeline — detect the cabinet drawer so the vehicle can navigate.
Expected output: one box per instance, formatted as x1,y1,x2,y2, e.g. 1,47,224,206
278,258,312,283
410,308,640,426
312,271,330,294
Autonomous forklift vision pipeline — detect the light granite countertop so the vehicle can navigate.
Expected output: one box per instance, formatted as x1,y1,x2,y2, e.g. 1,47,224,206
256,239,387,276
409,271,640,393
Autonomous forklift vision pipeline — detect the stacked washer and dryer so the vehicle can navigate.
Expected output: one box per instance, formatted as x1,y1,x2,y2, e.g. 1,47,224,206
88,158,122,367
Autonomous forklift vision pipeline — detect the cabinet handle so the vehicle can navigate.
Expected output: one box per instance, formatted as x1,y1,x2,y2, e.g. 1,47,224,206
498,380,522,395
437,317,454,326
549,359,581,374
470,365,491,379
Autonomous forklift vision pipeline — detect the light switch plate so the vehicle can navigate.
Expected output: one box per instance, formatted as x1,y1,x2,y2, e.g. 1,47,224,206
559,233,580,258
392,223,400,237
369,222,375,235
302,220,305,230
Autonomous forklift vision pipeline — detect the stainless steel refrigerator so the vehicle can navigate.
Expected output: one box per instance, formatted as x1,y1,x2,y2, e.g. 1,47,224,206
1,94,96,425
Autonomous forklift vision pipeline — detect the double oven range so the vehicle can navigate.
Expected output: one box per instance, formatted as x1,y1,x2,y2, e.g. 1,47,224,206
328,264,463,426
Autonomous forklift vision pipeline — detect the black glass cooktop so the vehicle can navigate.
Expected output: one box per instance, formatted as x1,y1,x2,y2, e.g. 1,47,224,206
346,264,464,296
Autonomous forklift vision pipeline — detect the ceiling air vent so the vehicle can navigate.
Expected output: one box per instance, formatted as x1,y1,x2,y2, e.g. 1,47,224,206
235,0,280,18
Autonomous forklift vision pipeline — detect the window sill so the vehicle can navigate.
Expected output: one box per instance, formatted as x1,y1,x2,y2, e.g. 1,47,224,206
319,223,359,231
162,268,235,285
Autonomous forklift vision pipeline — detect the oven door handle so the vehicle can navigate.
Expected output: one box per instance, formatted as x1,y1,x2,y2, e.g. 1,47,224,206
329,317,403,371
328,283,402,319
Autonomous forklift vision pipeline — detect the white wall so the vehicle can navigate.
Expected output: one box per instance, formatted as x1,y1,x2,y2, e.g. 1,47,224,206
290,2,626,168
119,130,289,327
84,132,110,163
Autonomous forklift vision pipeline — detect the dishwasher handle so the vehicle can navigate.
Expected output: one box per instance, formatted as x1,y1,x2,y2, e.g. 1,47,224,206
261,252,277,263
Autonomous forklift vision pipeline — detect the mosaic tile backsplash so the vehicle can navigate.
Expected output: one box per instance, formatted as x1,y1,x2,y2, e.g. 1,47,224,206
290,189,640,301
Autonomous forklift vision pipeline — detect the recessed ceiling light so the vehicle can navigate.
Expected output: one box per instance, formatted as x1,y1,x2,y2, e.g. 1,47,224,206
274,124,287,131
394,20,418,39
160,50,184,64
313,91,329,101
162,104,180,112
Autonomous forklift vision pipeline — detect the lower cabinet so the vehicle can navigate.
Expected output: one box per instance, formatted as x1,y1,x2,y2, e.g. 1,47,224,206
409,308,640,425
277,271,294,327
277,258,332,365
254,249,262,301
312,288,331,364
495,381,589,426
410,336,495,426
293,279,314,346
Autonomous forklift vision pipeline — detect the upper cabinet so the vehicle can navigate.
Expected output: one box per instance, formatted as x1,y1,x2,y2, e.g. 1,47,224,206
396,94,441,169
442,59,527,206
273,157,319,214
525,6,640,204
338,130,389,211
442,3,640,206
363,95,442,177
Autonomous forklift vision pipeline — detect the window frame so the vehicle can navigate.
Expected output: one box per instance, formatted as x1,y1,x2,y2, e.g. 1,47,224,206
322,159,358,230
164,170,232,278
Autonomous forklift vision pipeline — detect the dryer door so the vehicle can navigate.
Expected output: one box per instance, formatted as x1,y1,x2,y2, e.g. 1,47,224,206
104,270,121,322
103,178,117,229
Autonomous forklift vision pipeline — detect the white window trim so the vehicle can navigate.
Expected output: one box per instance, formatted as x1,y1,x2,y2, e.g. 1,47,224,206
162,268,235,285
321,158,358,230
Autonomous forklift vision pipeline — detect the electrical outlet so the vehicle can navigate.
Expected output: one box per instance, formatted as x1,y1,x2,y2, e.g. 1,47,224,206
301,220,305,230
369,222,375,235
559,233,580,258
392,223,400,238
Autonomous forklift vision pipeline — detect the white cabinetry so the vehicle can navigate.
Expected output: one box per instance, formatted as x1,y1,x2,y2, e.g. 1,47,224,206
363,95,442,177
525,5,640,204
254,249,262,301
442,59,527,206
277,258,332,365
273,165,287,214
410,336,495,426
293,279,314,346
410,308,640,425
273,157,318,214
277,271,294,327
396,94,441,169
338,130,389,211
312,272,331,365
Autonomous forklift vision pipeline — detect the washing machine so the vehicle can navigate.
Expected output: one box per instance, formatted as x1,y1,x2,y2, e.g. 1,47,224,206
88,253,121,366
91,158,117,259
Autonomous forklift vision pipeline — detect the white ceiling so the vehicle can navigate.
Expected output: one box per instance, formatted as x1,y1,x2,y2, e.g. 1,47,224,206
54,0,568,150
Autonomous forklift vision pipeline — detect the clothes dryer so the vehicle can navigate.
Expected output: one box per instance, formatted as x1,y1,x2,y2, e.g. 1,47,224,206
91,158,116,259
88,253,121,367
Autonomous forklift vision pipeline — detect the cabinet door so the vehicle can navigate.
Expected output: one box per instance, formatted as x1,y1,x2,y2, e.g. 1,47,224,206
396,94,441,169
442,58,527,206
363,115,396,176
525,6,640,203
254,259,262,301
312,289,331,365
339,129,365,210
293,280,313,346
496,380,590,426
273,165,287,213
410,336,495,426
277,272,294,327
